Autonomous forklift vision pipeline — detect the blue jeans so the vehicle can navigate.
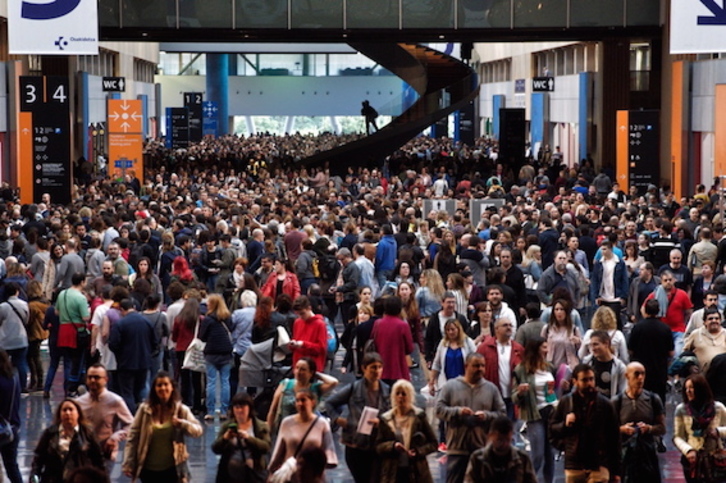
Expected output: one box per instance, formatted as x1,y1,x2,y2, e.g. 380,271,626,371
44,343,62,393
673,331,685,357
117,369,148,414
527,418,555,483
376,269,394,295
6,347,28,391
206,361,231,415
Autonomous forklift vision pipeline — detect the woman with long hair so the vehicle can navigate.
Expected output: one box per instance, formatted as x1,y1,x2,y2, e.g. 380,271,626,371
415,269,445,322
251,296,276,344
398,282,423,367
266,357,338,431
513,337,557,483
623,240,645,279
171,296,204,414
393,261,417,288
129,257,163,301
26,280,50,392
579,306,629,363
170,256,197,288
0,349,22,483
122,373,203,482
540,299,582,370
434,235,457,282
429,319,477,394
200,294,234,421
519,245,543,286
212,393,271,483
445,273,469,317
31,398,106,483
375,380,437,483
470,301,494,343
41,242,64,301
674,374,726,483
261,258,301,301
268,389,338,475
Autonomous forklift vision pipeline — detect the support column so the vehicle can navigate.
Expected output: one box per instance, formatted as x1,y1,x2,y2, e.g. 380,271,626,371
599,39,630,172
206,54,229,136
578,72,593,164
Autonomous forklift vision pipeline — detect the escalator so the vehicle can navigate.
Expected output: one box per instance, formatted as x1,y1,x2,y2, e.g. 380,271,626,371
301,43,479,174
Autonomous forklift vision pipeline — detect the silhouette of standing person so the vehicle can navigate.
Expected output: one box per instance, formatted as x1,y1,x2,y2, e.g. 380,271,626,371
361,100,379,135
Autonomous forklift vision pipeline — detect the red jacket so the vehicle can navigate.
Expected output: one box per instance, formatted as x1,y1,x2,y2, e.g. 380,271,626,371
477,336,525,393
261,272,301,301
292,314,328,371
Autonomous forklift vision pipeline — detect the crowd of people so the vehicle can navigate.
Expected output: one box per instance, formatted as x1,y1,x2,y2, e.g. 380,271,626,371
1,131,726,483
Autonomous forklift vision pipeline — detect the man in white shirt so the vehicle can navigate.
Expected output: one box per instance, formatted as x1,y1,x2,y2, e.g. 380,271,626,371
590,241,629,330
685,290,719,336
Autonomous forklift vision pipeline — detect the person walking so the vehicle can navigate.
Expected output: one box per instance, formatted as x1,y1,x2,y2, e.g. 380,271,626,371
0,349,22,483
122,372,203,482
109,299,157,414
436,352,506,483
614,362,665,483
376,380,438,483
513,338,558,483
325,352,391,483
549,363,621,483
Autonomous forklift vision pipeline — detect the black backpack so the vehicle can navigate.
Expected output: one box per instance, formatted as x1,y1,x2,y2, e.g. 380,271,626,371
317,254,340,282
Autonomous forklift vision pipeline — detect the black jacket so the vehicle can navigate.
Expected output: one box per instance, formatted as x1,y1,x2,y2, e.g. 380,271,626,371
31,425,105,483
549,391,621,478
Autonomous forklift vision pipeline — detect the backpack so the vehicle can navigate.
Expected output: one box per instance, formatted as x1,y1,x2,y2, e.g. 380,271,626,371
325,317,339,355
317,254,340,282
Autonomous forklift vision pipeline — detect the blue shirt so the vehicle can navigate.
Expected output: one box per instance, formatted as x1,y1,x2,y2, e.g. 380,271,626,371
444,347,465,381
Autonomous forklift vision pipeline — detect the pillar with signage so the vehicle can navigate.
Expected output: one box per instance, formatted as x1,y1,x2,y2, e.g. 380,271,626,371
166,108,190,149
184,92,203,143
108,99,144,181
18,76,72,205
616,110,660,195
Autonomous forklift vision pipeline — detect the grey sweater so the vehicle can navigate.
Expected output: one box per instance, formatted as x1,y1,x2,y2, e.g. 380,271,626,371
436,376,506,455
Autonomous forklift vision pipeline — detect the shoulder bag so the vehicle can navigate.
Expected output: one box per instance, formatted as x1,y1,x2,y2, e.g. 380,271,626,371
269,416,321,483
181,321,206,373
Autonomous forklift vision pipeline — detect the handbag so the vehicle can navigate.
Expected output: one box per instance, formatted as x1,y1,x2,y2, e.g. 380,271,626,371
172,406,192,483
269,416,320,483
0,375,16,448
181,322,206,373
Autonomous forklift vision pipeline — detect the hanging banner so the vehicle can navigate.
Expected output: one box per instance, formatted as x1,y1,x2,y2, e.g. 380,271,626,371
9,0,99,55
108,100,144,180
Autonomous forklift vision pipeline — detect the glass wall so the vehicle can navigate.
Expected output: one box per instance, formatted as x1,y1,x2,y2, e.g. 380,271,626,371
100,0,660,29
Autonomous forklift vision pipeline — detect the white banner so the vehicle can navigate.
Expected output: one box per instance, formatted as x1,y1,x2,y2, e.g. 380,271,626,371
9,0,99,55
671,0,726,54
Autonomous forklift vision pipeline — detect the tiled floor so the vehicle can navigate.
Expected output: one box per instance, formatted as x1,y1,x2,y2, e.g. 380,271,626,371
7,353,687,482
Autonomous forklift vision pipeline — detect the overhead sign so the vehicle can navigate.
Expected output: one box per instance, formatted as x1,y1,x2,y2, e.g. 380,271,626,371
203,101,219,137
422,199,457,217
108,99,143,179
532,77,555,92
9,0,98,54
184,92,203,143
18,76,72,205
166,107,189,149
671,0,726,53
102,77,126,92
470,199,505,226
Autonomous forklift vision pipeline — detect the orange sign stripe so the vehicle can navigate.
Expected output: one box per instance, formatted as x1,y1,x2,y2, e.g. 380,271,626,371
18,112,33,204
616,110,629,194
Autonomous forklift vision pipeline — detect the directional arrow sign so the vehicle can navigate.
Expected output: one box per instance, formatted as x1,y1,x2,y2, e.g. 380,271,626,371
672,0,726,53
698,0,726,24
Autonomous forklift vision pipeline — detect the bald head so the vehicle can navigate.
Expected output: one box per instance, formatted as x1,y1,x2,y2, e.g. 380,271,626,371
625,362,646,395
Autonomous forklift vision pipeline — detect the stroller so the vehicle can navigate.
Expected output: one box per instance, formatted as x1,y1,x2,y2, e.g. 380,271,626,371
239,328,293,418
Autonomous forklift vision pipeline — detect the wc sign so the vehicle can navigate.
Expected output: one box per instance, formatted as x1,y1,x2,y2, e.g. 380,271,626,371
9,0,98,54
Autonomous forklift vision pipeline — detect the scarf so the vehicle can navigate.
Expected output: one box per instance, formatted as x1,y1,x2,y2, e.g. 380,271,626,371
686,400,716,437
654,285,670,318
